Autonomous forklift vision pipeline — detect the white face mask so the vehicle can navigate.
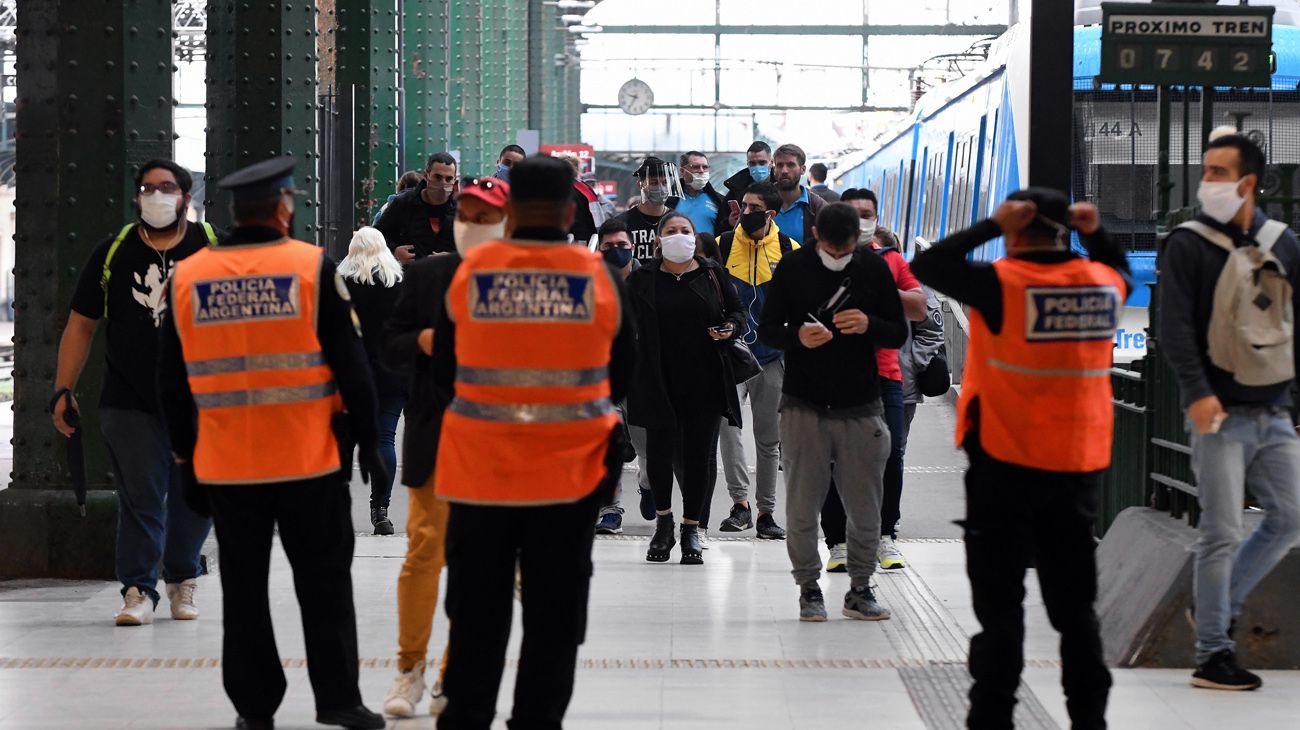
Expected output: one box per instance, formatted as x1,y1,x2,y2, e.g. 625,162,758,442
1197,179,1247,224
140,192,181,229
817,246,853,272
687,172,709,191
659,233,697,263
857,218,877,243
454,219,505,256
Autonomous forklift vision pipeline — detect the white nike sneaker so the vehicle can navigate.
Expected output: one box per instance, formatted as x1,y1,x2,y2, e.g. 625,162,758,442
115,587,153,626
166,579,200,620
383,661,426,718
877,536,907,570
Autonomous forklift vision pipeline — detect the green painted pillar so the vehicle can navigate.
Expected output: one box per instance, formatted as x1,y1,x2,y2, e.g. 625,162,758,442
338,0,401,226
205,1,321,242
448,0,483,174
2,0,174,577
401,0,449,172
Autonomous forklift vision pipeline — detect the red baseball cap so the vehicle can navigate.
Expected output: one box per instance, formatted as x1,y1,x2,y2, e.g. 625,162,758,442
457,177,510,208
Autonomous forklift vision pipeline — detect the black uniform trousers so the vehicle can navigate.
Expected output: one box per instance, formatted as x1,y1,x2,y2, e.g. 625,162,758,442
961,436,1112,730
437,490,601,730
207,472,362,720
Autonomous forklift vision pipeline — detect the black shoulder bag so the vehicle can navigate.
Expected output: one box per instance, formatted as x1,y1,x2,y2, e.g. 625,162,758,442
707,268,763,384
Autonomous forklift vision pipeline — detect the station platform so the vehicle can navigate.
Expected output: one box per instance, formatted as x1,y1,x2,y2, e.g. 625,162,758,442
2,401,1299,729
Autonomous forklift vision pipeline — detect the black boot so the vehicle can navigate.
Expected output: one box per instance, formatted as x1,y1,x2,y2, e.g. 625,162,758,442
370,506,394,536
646,514,676,562
680,523,704,565
316,705,385,729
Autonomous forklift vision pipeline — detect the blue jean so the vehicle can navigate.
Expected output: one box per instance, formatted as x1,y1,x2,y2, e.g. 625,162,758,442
101,408,212,604
879,378,906,538
1189,408,1300,663
374,393,407,508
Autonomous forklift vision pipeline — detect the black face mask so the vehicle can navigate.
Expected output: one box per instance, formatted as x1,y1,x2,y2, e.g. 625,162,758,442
602,246,633,268
740,211,769,237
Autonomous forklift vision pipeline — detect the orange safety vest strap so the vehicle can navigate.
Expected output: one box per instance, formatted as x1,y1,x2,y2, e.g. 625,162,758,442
456,365,609,387
192,381,338,409
985,358,1113,378
186,351,325,377
447,396,615,423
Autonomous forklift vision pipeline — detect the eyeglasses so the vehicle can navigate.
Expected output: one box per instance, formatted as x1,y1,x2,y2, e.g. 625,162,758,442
139,182,180,195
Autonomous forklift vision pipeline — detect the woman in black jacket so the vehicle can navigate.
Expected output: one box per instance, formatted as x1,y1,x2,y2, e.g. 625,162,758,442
626,212,745,564
338,226,407,535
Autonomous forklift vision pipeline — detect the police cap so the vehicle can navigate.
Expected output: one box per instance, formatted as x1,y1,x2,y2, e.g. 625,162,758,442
217,156,297,203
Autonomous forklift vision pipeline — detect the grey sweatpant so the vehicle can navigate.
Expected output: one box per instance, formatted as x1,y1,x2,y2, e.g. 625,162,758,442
719,358,784,515
781,400,890,588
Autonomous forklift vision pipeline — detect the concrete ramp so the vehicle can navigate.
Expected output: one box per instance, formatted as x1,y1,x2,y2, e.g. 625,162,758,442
1098,507,1300,669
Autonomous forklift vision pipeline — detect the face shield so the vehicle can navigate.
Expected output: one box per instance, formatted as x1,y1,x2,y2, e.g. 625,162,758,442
637,159,684,205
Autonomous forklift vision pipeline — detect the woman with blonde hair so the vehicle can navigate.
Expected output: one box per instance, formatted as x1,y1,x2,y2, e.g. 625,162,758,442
338,226,406,534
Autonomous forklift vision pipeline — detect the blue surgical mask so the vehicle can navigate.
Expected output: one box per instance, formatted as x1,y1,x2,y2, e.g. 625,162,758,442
495,163,511,183
749,165,770,182
602,246,634,269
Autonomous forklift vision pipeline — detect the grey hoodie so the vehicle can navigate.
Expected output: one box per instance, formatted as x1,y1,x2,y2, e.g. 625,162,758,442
900,285,946,405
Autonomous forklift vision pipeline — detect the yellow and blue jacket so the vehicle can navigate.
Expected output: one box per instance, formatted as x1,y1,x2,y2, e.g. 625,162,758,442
717,222,797,365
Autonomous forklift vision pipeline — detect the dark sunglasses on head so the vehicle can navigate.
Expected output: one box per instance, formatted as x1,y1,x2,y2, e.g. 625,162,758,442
461,177,503,192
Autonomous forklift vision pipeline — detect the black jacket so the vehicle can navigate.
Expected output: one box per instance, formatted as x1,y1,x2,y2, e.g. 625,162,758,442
723,167,758,204
345,277,406,398
626,256,747,430
374,179,457,258
381,252,461,487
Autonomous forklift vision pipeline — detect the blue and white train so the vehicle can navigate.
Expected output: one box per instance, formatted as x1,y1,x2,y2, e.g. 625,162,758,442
832,0,1300,361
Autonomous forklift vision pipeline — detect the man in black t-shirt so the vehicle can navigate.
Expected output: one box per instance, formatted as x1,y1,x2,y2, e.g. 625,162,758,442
375,152,460,263
52,159,216,627
613,156,674,264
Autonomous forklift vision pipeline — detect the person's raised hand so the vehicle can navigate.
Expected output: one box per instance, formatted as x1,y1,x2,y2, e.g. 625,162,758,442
992,200,1037,235
831,309,870,335
1069,202,1101,236
798,322,833,349
395,245,417,265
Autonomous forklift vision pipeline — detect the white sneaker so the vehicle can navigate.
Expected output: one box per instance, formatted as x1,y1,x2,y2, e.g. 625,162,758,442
115,587,153,626
429,680,448,715
826,543,847,573
383,661,426,718
878,536,907,570
166,579,200,620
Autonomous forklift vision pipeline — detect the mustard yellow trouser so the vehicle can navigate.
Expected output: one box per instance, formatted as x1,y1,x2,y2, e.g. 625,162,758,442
397,482,451,673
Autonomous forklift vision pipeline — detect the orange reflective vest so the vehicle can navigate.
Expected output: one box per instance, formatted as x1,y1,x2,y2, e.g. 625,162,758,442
956,257,1125,473
171,239,343,485
434,240,622,505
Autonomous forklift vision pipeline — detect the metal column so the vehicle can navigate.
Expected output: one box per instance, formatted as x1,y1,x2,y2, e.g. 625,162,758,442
2,0,174,577
338,0,401,225
401,0,448,171
205,1,321,241
1028,0,1073,193
448,0,483,173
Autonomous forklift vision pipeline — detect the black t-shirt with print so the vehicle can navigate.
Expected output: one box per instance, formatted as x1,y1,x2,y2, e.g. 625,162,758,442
615,206,667,265
70,224,209,413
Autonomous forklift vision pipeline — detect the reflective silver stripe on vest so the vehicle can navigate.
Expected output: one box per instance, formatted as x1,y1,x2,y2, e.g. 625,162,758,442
193,381,337,409
186,351,326,377
447,396,615,423
987,358,1112,378
456,365,608,388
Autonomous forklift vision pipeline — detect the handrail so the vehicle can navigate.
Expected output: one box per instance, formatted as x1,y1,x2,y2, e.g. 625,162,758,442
913,236,971,336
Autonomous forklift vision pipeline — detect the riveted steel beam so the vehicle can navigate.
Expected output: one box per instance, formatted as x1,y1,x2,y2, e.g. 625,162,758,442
447,0,482,174
337,0,400,225
401,0,449,171
205,1,320,242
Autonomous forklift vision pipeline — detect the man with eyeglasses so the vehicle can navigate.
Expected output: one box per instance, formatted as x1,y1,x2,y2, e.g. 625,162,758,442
758,202,906,624
52,159,217,627
376,152,460,264
669,151,728,237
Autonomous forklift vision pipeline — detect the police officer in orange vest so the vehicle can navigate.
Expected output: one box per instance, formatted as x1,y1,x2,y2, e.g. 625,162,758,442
912,188,1129,730
429,155,636,729
156,157,386,730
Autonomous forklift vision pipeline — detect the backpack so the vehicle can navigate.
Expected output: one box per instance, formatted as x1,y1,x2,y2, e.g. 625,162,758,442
1178,219,1295,386
101,221,218,319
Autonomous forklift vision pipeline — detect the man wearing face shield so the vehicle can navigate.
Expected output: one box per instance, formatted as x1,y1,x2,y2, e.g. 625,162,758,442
911,188,1128,730
376,152,460,264
156,156,387,730
1159,130,1300,692
669,151,729,237
613,156,680,265
53,159,217,628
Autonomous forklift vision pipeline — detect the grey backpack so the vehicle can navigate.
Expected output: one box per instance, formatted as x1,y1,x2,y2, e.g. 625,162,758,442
1178,219,1294,386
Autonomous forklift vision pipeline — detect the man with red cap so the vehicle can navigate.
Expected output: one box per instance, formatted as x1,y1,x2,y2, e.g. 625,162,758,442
380,176,511,719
